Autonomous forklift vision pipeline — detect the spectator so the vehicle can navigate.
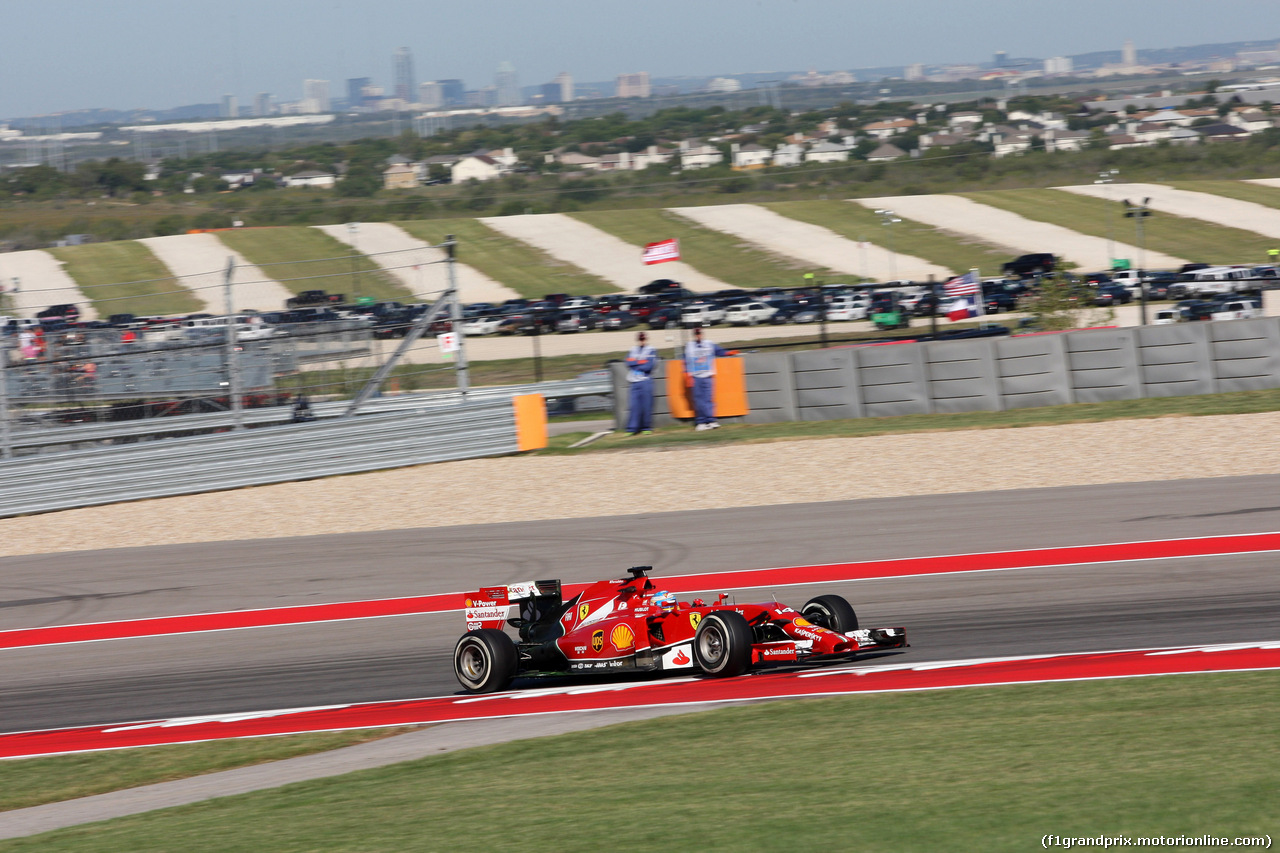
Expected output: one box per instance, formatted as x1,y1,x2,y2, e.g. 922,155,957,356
683,326,729,431
624,331,659,435
19,329,36,361
291,393,315,423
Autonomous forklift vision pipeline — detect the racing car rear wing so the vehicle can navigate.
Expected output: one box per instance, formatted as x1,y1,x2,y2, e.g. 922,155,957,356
463,580,560,631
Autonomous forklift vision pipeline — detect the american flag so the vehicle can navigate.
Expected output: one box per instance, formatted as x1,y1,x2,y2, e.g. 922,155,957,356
943,271,979,297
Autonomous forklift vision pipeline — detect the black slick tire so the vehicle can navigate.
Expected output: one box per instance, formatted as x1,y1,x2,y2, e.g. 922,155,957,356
453,629,518,693
801,595,859,634
693,611,753,678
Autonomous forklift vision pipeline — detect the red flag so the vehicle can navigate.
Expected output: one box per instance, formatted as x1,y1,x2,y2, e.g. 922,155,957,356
642,238,680,265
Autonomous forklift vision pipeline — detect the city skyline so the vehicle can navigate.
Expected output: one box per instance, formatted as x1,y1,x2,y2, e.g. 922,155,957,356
2,0,1278,118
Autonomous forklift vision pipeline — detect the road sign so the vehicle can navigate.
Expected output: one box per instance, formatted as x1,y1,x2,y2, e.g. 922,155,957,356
437,332,459,353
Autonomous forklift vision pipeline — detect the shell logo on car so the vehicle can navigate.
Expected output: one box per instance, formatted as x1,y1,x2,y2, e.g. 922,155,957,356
792,617,813,628
610,623,635,652
591,630,605,652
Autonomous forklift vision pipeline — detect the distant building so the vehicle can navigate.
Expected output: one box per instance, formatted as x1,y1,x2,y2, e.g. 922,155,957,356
993,51,1008,68
253,93,273,117
452,154,507,183
1044,56,1074,75
283,170,336,188
347,77,371,109
220,94,238,118
439,79,465,106
495,61,520,106
302,79,330,113
1122,39,1137,67
393,48,415,102
419,81,444,109
731,143,771,170
904,63,925,81
616,72,651,99
554,71,574,103
383,163,418,190
706,77,741,93
539,83,560,103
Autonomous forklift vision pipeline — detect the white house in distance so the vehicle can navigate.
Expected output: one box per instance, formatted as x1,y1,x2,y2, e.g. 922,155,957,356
282,170,336,188
679,139,724,170
451,154,508,183
805,140,850,163
731,143,772,170
863,117,915,139
772,142,805,167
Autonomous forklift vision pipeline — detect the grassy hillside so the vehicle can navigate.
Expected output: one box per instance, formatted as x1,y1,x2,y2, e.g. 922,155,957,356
571,208,846,287
214,227,409,303
47,242,202,316
962,188,1275,266
397,218,615,298
1167,179,1280,212
766,200,1015,277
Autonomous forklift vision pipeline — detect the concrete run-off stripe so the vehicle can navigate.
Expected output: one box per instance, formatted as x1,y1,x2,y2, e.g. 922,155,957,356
3,533,1278,652
2,641,1277,759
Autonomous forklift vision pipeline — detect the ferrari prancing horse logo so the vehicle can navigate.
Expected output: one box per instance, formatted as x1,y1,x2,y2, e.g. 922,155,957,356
591,630,604,652
578,602,590,621
689,612,702,629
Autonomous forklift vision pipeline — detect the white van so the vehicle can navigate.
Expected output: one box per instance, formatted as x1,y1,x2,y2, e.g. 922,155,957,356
182,315,276,341
1177,266,1251,297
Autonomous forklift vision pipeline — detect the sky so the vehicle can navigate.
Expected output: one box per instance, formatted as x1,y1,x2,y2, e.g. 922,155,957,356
4,0,1279,118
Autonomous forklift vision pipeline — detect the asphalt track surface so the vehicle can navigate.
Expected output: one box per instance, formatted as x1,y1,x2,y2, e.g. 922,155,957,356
3,474,1280,734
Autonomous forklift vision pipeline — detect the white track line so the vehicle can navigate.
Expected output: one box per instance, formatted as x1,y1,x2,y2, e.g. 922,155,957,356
139,233,286,314
854,194,1188,272
480,213,727,293
0,249,96,320
1059,182,1280,241
672,203,952,282
313,223,519,304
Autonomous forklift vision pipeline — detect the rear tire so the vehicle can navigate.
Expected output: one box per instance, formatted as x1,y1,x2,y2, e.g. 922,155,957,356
453,629,518,693
693,612,753,678
802,595,859,634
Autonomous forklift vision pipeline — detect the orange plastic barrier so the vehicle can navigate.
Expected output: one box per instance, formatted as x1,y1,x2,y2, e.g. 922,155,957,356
512,394,548,451
665,358,748,420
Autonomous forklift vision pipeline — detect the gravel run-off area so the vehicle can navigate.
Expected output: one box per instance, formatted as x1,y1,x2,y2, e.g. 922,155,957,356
4,412,1280,557
139,233,291,314
672,203,952,282
854,194,1188,272
479,213,730,293
313,223,519,305
0,249,95,319
1245,178,1280,189
1058,182,1280,241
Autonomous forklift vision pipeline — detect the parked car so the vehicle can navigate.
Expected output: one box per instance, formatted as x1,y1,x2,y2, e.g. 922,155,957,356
555,309,599,333
1001,253,1057,277
825,303,868,322
770,303,823,324
1093,284,1132,306
1210,298,1261,321
461,315,503,336
680,302,726,327
983,290,1019,313
645,306,681,330
602,310,640,331
724,301,777,326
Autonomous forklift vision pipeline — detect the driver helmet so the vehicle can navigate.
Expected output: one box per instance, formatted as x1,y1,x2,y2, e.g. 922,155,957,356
651,590,677,611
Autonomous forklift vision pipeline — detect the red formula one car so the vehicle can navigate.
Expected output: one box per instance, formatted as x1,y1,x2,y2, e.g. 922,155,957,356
453,565,908,693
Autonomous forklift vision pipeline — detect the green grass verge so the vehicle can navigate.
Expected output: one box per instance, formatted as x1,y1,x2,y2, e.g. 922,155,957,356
0,728,420,813
6,673,1275,851
214,227,409,303
765,199,1014,277
962,188,1275,267
543,385,1280,453
47,242,202,317
397,218,616,298
1166,179,1280,213
571,208,846,288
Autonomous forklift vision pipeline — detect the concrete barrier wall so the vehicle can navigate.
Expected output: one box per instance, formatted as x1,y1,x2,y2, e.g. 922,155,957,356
610,318,1280,428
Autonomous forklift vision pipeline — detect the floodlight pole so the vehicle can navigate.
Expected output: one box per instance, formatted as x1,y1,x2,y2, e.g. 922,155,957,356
446,235,469,399
223,256,245,429
1124,198,1152,326
0,334,11,459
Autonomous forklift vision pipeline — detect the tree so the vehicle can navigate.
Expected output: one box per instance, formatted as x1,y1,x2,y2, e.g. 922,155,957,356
1024,274,1115,331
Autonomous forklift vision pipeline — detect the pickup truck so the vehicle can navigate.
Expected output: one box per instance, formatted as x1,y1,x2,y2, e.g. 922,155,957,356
285,290,345,309
1210,299,1262,321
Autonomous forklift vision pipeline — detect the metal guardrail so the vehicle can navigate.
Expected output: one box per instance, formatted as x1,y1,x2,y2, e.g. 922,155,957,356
0,401,521,518
2,375,611,454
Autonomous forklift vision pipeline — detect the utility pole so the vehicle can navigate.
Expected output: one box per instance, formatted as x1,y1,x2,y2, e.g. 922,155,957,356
1123,198,1152,326
1095,169,1119,270
875,209,900,282
445,235,469,399
0,332,11,459
223,256,244,429
347,222,361,303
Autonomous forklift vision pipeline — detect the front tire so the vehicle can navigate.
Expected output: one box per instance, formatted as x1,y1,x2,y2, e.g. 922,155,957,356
693,611,753,678
802,595,859,633
453,629,517,693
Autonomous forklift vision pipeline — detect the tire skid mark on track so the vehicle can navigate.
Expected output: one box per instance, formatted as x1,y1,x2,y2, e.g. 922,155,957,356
2,641,1277,759
4,531,1279,651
